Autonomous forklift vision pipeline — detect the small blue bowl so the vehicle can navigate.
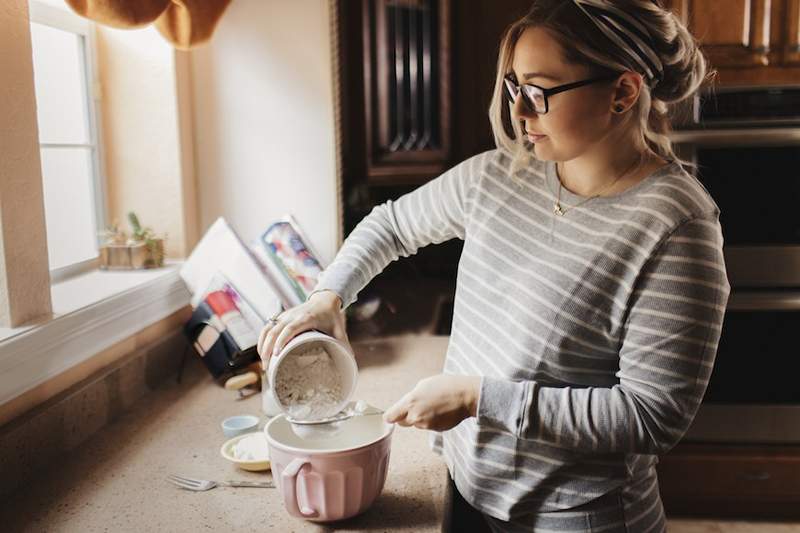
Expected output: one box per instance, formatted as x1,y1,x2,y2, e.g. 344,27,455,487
221,415,260,438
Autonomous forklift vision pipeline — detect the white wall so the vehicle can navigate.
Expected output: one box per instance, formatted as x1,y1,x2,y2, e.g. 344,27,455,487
96,25,194,259
190,0,340,265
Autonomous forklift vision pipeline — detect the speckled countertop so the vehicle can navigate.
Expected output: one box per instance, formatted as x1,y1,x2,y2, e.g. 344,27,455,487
0,334,450,532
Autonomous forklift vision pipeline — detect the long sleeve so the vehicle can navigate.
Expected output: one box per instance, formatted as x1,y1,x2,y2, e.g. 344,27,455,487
309,150,488,310
476,213,732,455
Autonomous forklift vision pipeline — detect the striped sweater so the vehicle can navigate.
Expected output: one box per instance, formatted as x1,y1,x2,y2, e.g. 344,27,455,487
310,148,731,523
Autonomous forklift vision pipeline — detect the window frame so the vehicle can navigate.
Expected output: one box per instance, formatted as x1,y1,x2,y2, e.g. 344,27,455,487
28,0,108,283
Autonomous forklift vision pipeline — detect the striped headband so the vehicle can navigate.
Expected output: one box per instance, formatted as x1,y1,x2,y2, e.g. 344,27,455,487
572,0,664,87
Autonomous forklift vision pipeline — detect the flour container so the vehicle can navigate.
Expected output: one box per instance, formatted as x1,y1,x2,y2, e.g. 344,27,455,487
265,329,358,421
261,370,282,416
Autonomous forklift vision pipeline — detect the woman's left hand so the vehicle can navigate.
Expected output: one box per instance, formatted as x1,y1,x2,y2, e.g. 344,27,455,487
383,374,481,432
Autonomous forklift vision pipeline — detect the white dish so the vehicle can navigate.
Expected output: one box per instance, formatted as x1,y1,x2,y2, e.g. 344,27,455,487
220,432,271,472
221,414,260,438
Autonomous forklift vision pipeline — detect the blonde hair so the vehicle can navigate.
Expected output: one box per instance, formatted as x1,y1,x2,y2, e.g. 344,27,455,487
488,0,716,181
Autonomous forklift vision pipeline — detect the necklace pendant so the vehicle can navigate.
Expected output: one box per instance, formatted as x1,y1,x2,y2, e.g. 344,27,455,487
554,202,564,216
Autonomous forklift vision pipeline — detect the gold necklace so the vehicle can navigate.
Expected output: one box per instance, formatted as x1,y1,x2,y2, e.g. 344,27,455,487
553,153,644,216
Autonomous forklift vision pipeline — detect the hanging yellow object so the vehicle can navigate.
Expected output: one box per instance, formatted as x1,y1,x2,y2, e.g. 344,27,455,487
64,0,233,49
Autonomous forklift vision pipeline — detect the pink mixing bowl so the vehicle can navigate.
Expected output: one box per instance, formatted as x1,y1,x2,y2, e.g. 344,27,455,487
264,412,394,521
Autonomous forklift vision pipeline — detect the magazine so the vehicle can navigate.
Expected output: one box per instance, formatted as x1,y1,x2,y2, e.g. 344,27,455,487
259,214,326,303
195,272,263,350
180,215,328,329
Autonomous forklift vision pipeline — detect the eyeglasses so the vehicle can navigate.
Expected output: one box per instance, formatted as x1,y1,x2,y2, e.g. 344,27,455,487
502,73,620,114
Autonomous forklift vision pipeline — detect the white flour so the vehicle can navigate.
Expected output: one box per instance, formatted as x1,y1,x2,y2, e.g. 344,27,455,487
232,433,269,461
274,345,343,420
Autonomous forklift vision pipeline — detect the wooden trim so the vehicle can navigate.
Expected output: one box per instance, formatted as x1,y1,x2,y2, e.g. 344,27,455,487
716,64,800,84
329,0,345,248
0,0,52,329
363,0,376,168
785,0,800,64
174,49,201,256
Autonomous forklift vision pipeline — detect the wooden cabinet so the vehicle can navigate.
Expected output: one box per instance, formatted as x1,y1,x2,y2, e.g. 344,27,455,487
333,0,532,281
668,0,772,68
334,0,799,279
361,0,452,185
664,0,800,85
337,0,534,191
657,442,800,517
342,0,800,191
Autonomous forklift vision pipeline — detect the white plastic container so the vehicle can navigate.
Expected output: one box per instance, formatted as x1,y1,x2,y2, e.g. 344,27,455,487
266,329,358,420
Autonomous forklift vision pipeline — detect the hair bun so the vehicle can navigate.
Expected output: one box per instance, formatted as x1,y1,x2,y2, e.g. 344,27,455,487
650,11,712,104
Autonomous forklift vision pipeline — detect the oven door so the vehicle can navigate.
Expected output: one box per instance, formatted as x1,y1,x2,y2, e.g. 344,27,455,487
671,128,800,288
683,290,800,444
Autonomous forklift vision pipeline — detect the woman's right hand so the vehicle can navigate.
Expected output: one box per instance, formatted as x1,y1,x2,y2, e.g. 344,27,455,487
256,290,349,369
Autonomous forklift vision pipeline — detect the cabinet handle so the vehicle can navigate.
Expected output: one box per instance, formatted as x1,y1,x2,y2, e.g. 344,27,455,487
738,471,771,481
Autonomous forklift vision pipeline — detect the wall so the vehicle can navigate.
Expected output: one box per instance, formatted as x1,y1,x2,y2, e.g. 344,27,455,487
96,25,197,259
190,0,341,264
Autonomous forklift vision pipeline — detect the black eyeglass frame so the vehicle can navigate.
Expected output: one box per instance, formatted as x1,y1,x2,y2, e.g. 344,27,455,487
503,73,621,114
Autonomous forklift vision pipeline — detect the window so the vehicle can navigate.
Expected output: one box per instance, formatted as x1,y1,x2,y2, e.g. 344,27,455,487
29,0,107,281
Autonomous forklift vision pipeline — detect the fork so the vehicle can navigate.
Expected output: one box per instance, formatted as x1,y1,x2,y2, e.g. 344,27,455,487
168,474,274,491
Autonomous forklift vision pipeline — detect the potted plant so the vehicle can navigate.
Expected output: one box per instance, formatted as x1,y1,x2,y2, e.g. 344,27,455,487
98,212,167,269
127,212,166,268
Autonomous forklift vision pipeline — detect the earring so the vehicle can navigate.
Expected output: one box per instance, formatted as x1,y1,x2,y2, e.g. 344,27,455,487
614,104,625,113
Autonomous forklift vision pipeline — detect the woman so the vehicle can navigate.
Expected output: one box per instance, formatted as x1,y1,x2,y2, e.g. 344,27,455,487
258,1,730,531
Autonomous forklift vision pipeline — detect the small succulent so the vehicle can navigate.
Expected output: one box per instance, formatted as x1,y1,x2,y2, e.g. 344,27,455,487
97,213,166,267
128,212,166,267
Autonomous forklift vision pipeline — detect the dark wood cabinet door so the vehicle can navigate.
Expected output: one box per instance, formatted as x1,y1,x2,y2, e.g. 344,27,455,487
339,0,532,192
664,0,800,85
362,0,452,185
658,442,800,517
784,0,800,64
667,0,773,68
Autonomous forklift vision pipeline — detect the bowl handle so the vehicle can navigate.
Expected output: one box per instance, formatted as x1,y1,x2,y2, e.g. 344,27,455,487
281,457,318,518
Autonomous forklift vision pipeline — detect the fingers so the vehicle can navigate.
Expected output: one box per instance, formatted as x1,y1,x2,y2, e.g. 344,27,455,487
270,323,296,357
384,391,414,425
260,316,288,362
257,322,273,359
258,314,284,362
332,323,350,345
383,401,409,426
258,302,348,364
271,314,314,357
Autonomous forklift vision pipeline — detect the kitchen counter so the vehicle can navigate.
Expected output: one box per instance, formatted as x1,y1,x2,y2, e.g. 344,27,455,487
0,334,450,532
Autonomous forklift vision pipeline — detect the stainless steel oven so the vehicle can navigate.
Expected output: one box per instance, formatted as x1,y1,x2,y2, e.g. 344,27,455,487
669,85,800,444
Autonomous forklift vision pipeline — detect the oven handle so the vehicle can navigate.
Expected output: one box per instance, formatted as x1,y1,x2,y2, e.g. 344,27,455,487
669,127,800,147
726,291,800,311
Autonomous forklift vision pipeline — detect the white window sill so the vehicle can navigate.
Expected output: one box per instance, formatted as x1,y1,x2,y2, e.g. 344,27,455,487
0,260,191,406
